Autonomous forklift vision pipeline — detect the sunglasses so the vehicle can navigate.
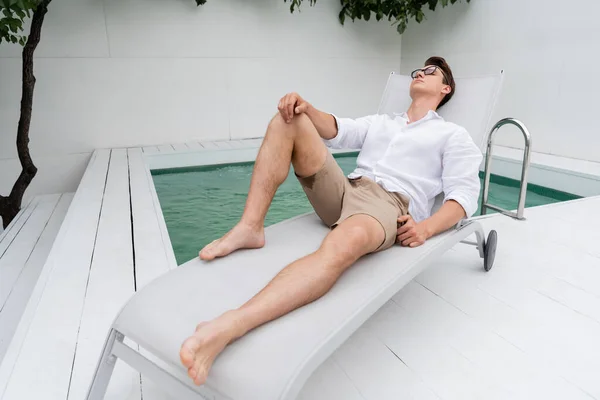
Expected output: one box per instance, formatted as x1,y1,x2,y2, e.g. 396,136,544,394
410,66,449,84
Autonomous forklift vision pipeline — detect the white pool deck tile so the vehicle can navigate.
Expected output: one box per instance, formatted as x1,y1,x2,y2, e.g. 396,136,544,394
0,139,599,400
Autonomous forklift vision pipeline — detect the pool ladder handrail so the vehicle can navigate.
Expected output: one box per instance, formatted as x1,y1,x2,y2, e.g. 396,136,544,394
480,118,532,220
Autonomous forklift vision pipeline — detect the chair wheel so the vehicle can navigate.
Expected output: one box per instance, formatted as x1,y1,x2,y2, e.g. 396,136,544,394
483,230,497,272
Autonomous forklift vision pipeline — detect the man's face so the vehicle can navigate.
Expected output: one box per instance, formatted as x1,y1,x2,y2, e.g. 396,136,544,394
409,65,450,100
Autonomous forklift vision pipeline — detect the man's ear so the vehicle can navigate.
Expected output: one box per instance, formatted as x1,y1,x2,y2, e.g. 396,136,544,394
441,85,451,95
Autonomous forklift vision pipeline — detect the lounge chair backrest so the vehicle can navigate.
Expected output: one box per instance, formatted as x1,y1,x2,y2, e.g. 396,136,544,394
376,71,504,214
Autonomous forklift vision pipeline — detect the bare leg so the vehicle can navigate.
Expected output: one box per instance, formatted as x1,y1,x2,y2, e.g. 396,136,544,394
199,113,329,260
181,214,385,385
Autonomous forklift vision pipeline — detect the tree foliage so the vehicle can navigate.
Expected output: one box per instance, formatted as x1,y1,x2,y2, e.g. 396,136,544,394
0,0,38,45
335,0,471,34
196,0,470,34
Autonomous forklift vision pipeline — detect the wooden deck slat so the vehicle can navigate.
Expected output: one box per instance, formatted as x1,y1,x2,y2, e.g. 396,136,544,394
414,220,600,399
142,146,160,155
157,145,174,153
330,326,439,400
364,299,504,400
0,150,110,400
0,195,59,309
226,140,246,149
128,148,175,288
397,277,591,400
535,276,600,324
198,141,219,149
297,358,365,400
0,197,35,245
67,149,139,400
184,142,203,150
215,141,233,149
172,143,189,152
0,194,72,365
140,151,178,269
0,197,38,259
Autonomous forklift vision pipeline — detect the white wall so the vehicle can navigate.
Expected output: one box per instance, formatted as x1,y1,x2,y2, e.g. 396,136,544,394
400,0,600,163
0,0,401,203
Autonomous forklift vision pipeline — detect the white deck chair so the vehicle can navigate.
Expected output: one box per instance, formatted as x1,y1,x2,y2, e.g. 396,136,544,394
87,71,504,400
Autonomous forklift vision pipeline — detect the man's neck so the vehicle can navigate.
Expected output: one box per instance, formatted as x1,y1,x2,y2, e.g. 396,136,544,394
406,97,438,124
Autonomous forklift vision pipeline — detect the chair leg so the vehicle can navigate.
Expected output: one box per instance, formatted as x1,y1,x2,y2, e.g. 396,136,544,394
472,223,486,259
86,328,123,400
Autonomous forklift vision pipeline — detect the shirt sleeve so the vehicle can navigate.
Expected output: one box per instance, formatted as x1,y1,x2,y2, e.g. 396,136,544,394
441,128,483,218
322,114,376,150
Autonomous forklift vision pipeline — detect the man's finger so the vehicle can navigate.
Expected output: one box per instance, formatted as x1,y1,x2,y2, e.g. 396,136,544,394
409,241,423,248
287,101,295,122
397,225,411,236
402,237,416,247
295,103,307,114
397,232,413,242
397,215,411,223
280,95,288,116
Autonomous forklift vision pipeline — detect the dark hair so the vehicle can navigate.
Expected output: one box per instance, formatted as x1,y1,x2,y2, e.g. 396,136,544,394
425,56,455,109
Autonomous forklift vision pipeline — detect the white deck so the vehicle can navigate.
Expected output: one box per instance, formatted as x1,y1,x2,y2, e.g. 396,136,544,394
0,193,73,364
0,139,599,400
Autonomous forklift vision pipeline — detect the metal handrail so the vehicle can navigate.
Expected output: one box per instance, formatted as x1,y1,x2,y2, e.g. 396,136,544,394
480,118,532,220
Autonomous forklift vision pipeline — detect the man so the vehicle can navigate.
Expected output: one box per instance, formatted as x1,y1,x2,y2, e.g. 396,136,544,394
180,56,482,385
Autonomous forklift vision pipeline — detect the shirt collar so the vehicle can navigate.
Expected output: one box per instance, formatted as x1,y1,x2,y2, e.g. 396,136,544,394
394,109,442,123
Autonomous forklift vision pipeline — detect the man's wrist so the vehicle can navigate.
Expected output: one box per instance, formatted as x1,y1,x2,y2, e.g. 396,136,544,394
420,220,436,239
304,103,315,118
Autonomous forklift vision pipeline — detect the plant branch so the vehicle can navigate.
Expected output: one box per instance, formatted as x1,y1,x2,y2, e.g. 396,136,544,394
8,0,51,205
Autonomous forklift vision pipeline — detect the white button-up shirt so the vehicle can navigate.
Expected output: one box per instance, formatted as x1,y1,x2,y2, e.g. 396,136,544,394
324,110,482,223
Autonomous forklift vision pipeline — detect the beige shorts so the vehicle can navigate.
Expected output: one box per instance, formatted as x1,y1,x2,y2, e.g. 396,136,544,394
297,152,410,252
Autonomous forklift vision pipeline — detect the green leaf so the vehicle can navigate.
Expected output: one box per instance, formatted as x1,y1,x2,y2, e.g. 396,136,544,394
428,0,437,10
416,10,424,23
338,8,346,24
5,16,21,31
195,0,207,5
396,19,407,34
441,0,449,6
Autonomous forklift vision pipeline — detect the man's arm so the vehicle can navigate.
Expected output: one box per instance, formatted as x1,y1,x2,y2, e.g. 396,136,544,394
396,201,466,247
278,92,337,139
278,92,373,149
304,104,338,140
422,200,466,235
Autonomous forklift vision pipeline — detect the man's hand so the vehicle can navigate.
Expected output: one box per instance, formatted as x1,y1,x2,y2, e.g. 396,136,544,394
278,92,310,123
396,215,432,248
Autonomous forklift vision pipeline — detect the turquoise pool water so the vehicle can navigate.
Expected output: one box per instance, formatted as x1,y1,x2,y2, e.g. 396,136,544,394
152,154,580,265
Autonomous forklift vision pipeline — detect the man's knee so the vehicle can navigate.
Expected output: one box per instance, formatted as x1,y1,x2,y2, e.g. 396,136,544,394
269,112,314,136
320,224,372,264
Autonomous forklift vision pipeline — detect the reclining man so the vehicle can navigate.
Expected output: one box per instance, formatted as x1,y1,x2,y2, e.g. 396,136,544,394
180,56,483,385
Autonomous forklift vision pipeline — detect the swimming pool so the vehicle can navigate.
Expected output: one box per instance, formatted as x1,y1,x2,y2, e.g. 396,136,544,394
152,154,581,265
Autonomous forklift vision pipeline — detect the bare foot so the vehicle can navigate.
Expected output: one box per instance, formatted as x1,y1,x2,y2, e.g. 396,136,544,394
199,222,265,261
179,314,243,385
